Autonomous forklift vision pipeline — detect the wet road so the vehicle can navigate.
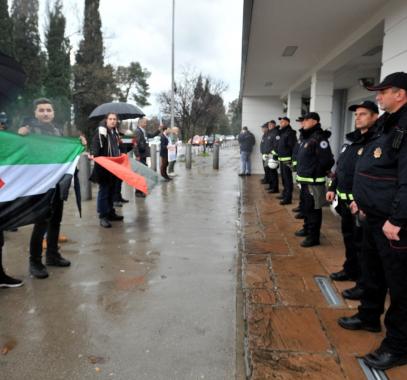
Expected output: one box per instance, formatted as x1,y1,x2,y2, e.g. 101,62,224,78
0,147,241,380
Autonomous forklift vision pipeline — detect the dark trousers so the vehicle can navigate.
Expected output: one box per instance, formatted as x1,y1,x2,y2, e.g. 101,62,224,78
30,196,64,260
358,216,407,354
280,163,293,201
263,161,279,191
168,160,176,173
160,155,169,178
0,231,4,275
301,184,322,241
337,199,363,280
97,182,115,218
113,178,123,202
263,161,270,182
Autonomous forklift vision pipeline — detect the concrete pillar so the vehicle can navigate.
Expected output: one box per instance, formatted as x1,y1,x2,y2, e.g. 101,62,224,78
150,144,157,171
213,144,220,170
310,72,334,129
382,0,407,78
185,144,192,169
287,92,302,124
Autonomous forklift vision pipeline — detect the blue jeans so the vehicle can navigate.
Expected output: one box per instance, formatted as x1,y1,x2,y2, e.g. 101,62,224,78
240,151,251,174
97,182,115,218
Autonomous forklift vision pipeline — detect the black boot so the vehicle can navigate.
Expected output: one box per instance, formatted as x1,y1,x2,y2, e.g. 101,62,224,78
46,252,71,267
29,258,49,279
300,236,320,247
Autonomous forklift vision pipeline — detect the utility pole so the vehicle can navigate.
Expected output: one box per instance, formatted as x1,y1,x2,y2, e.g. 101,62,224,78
171,0,175,130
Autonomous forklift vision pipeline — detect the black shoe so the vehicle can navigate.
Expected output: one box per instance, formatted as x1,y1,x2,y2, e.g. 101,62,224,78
246,173,251,176
300,237,320,247
113,201,123,208
29,259,49,279
342,286,364,300
135,192,146,198
100,217,112,228
295,213,305,219
276,195,284,200
46,253,71,267
337,314,381,332
108,213,124,221
238,173,245,176
292,207,301,213
362,348,407,370
120,197,129,203
329,270,356,282
267,189,279,194
0,273,24,288
260,179,267,184
280,200,292,205
295,229,308,237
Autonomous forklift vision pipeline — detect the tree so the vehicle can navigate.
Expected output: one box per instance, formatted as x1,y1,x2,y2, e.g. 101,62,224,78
44,0,71,128
157,68,228,141
73,0,114,136
228,97,242,135
12,0,45,116
0,0,14,56
115,62,151,107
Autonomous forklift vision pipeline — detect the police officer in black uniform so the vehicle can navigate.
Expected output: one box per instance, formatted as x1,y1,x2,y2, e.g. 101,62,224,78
260,123,272,185
276,117,297,204
294,112,334,247
338,72,407,370
292,116,305,219
267,120,280,193
327,101,378,300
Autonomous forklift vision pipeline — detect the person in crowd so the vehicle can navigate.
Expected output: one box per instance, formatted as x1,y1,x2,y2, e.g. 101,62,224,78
294,112,334,247
112,120,129,208
238,126,255,176
0,112,8,130
90,112,123,229
18,98,86,279
167,127,179,175
337,72,407,371
276,117,297,204
159,126,172,181
291,117,305,219
327,101,378,301
133,117,160,197
260,123,272,185
267,120,280,193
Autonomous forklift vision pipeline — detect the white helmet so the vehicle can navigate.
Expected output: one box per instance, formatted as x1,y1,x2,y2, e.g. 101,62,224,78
262,154,269,161
267,158,279,169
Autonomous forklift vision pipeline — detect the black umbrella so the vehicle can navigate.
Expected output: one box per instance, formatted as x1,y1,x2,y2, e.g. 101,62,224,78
88,102,145,120
0,51,26,104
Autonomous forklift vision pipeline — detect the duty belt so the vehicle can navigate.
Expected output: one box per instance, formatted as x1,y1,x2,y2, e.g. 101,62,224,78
336,190,354,201
296,175,326,183
278,156,292,162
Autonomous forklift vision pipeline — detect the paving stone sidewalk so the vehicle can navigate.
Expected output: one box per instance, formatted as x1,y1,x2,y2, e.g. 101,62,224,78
240,175,407,380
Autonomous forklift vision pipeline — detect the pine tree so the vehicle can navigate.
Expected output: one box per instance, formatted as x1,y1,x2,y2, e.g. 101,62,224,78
0,0,14,56
44,0,71,128
12,0,45,116
73,0,114,135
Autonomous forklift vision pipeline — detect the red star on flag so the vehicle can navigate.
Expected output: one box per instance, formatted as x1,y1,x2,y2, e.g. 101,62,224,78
0,178,5,189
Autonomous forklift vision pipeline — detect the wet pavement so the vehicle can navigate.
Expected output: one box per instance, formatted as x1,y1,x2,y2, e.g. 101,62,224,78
0,147,241,380
240,175,407,380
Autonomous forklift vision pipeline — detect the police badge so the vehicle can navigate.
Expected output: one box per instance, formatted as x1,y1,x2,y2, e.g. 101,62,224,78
357,148,363,156
373,147,382,158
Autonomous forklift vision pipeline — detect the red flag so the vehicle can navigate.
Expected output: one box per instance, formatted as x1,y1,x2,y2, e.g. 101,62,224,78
93,154,148,195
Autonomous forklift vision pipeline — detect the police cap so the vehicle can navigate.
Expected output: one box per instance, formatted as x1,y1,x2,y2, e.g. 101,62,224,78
366,72,407,91
278,116,290,122
348,100,379,114
296,116,304,122
303,112,320,122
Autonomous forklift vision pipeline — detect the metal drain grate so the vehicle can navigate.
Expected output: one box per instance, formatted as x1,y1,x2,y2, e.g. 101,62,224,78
314,275,343,306
357,358,388,380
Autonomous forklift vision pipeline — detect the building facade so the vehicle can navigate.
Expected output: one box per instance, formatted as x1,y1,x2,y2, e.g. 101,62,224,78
241,0,407,173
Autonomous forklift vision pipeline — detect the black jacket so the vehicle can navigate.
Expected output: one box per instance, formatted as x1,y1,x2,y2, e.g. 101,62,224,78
276,125,297,162
90,126,120,184
328,128,374,201
269,127,280,156
133,127,159,159
296,124,334,185
238,131,255,152
160,133,169,157
353,103,407,226
260,130,273,154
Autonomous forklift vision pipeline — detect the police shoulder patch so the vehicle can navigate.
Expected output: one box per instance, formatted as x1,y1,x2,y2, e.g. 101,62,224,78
340,144,348,153
320,141,329,149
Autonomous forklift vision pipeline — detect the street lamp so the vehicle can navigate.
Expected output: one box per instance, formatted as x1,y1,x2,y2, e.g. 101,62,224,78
171,0,175,130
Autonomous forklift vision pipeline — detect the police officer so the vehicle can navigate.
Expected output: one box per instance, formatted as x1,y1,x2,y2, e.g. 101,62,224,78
260,123,271,185
276,117,297,204
338,72,407,371
327,101,378,300
294,112,334,247
267,120,280,193
292,116,305,219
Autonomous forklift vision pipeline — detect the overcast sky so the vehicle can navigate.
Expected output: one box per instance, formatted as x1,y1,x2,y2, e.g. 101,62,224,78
38,0,243,117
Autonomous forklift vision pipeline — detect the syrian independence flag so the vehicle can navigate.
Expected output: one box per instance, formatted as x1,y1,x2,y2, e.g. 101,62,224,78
0,131,84,230
93,154,149,195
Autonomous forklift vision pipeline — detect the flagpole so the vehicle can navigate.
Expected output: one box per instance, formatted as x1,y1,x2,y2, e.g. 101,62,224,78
171,0,175,130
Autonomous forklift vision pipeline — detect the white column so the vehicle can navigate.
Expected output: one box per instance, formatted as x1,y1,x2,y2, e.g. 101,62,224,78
310,72,334,129
381,0,407,78
287,92,302,125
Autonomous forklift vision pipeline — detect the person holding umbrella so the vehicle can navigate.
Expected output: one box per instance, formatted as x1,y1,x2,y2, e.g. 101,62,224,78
90,112,124,228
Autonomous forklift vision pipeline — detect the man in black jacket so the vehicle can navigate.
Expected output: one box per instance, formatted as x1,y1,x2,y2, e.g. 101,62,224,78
260,123,271,184
267,120,280,193
338,72,407,371
238,126,255,176
276,117,297,204
294,112,334,247
327,101,378,300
